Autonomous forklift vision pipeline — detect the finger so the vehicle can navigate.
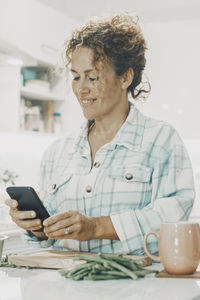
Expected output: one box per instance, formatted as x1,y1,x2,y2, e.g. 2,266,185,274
45,224,76,239
12,217,42,231
11,209,36,220
43,210,74,227
44,217,74,234
5,199,18,208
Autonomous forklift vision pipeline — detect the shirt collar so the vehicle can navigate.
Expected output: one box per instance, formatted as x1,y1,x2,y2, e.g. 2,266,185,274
72,101,146,154
106,102,146,151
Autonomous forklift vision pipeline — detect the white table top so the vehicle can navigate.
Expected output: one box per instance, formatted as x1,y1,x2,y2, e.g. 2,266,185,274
0,264,200,300
1,234,200,300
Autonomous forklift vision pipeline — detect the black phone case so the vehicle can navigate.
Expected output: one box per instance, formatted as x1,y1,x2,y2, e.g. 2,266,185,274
6,186,50,232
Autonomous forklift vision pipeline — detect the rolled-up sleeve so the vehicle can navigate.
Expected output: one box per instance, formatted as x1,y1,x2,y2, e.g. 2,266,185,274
111,132,195,254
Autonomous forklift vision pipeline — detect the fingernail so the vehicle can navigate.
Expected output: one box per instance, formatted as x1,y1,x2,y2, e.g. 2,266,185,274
31,211,35,217
12,201,16,207
37,220,41,225
43,220,47,226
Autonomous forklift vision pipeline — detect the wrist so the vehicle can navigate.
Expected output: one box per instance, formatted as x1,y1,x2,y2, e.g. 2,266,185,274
93,216,119,240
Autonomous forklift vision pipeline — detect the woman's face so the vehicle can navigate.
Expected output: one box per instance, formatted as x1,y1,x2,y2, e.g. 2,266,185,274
70,46,126,121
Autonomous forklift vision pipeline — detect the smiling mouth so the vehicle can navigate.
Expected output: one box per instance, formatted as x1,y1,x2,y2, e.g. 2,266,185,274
80,99,97,105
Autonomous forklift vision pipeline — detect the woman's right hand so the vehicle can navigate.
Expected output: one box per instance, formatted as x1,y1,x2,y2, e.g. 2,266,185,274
5,198,47,239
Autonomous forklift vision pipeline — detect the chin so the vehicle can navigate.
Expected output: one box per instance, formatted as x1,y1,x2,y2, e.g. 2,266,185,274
81,110,95,120
83,113,95,120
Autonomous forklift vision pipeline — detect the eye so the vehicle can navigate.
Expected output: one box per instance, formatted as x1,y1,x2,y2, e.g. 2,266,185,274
89,77,98,81
72,77,80,81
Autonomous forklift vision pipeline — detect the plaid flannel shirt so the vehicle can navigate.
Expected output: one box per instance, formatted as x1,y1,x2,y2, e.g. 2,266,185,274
24,102,195,254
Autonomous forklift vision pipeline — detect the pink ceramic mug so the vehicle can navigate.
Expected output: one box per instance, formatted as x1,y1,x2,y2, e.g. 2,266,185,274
144,222,200,275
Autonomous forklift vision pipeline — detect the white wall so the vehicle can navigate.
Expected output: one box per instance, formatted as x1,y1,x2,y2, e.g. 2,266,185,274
0,0,78,65
138,19,200,216
140,19,200,140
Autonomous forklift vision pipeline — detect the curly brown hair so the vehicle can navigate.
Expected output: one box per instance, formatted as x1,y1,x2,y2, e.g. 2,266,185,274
64,13,150,100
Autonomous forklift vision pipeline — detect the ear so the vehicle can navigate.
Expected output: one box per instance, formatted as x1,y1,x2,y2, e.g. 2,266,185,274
121,68,134,90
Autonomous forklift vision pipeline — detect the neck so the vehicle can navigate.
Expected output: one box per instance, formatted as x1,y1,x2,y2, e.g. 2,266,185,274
91,101,130,138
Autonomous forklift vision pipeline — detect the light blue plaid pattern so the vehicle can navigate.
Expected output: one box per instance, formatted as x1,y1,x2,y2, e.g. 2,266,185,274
24,102,195,254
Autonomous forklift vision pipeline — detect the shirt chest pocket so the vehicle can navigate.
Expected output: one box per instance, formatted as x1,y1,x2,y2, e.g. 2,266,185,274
108,165,152,193
47,172,78,212
48,173,73,196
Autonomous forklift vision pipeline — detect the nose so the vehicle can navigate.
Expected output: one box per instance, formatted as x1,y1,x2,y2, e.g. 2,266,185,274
79,79,90,96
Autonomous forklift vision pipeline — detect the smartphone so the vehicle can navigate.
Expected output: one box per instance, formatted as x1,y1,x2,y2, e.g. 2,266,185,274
6,186,50,232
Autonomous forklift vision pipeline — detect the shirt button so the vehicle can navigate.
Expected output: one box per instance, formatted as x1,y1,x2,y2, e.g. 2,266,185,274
86,185,92,193
125,173,133,180
94,161,101,168
52,183,57,190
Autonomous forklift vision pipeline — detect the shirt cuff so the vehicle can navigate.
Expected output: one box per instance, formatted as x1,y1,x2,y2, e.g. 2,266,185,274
22,230,55,248
110,210,145,254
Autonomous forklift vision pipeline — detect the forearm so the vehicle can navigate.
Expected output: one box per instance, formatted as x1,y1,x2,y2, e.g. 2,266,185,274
93,216,119,240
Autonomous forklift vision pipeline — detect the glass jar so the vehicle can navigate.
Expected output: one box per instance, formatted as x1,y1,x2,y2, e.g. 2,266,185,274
53,112,62,135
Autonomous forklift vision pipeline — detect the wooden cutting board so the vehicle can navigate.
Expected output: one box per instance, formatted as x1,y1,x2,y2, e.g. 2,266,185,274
7,250,152,270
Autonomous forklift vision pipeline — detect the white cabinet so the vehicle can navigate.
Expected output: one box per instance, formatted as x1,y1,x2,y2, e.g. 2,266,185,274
0,0,84,135
0,0,77,65
20,65,66,134
0,55,66,135
20,86,64,102
0,0,78,134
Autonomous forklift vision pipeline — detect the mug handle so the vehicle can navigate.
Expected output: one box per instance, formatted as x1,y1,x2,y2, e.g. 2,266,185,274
143,231,160,262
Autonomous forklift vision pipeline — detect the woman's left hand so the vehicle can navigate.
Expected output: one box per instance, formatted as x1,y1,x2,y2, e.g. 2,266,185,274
43,210,97,241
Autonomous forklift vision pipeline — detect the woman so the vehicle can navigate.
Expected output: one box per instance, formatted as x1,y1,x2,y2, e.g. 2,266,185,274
6,13,195,254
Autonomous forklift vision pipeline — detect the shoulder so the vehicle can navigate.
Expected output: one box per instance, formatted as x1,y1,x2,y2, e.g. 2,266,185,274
144,114,175,133
41,128,81,164
138,110,184,151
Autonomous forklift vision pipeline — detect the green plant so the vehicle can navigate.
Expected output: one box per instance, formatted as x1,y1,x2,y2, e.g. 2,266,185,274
0,169,18,186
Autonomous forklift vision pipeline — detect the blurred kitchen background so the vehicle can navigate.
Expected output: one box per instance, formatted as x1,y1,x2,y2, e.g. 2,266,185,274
0,0,200,234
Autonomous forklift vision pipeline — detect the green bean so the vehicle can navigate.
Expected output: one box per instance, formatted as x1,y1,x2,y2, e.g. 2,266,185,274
72,269,90,281
100,254,138,271
99,270,129,278
103,261,114,270
76,254,138,279
67,262,95,277
93,263,104,271
104,259,138,280
59,253,157,281
101,254,133,264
